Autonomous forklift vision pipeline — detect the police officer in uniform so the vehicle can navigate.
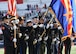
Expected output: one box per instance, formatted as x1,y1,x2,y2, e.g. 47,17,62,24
2,16,15,54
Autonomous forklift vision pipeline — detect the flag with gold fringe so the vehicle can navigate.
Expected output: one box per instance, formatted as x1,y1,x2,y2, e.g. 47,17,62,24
50,0,73,41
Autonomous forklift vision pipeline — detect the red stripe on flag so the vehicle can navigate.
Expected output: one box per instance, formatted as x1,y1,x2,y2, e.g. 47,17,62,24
61,0,66,8
67,22,72,31
16,0,23,4
8,0,12,15
8,0,17,16
61,0,73,36
0,0,7,2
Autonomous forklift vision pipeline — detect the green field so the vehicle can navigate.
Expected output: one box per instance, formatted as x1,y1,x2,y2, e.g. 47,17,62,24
0,46,76,54
0,48,4,54
62,46,76,54
70,46,76,54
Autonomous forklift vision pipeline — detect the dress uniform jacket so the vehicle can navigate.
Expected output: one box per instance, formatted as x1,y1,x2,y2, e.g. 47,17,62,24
2,23,13,47
19,26,27,54
20,26,35,54
2,23,14,54
26,26,35,54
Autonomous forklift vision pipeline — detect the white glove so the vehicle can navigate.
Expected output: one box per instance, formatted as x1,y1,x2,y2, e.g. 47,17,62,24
25,36,29,40
39,24,44,27
13,25,17,29
57,41,60,44
19,33,22,38
38,37,42,42
71,37,74,41
44,36,48,41
11,27,13,30
13,38,17,42
0,28,3,34
52,14,54,18
33,39,37,44
58,26,62,30
56,37,59,40
11,20,14,23
53,38,56,42
33,25,38,28
50,24,53,28
46,24,50,29
15,19,19,24
25,34,29,37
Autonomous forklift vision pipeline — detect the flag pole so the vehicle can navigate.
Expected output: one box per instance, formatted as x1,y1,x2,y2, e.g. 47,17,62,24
8,0,17,49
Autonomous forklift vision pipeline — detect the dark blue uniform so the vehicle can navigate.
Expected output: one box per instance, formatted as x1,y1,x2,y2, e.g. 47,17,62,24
20,26,35,54
64,37,71,54
27,26,35,54
2,23,14,54
19,26,27,54
37,23,46,54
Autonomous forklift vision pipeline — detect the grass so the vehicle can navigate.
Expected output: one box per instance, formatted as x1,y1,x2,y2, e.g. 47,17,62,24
0,46,76,54
70,46,76,54
0,48,4,54
62,46,76,54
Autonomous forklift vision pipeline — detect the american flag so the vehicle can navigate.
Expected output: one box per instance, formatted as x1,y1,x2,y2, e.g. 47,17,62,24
0,0,23,4
8,0,17,16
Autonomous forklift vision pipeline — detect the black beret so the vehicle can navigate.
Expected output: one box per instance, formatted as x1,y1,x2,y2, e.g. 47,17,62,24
18,17,24,21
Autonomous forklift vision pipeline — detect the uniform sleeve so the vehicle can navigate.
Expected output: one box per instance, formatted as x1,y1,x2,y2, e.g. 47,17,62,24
2,24,13,41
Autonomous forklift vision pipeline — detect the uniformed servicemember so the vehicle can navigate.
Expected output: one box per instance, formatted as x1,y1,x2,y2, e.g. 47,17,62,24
63,37,71,54
26,19,35,54
32,17,39,54
46,20,62,54
46,22,53,54
32,16,39,25
2,16,15,54
18,16,28,54
10,16,20,54
38,18,47,54
57,25,63,54
53,23,60,54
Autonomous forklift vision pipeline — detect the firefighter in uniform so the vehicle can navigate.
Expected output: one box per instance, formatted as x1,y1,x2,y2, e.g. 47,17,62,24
2,16,15,54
